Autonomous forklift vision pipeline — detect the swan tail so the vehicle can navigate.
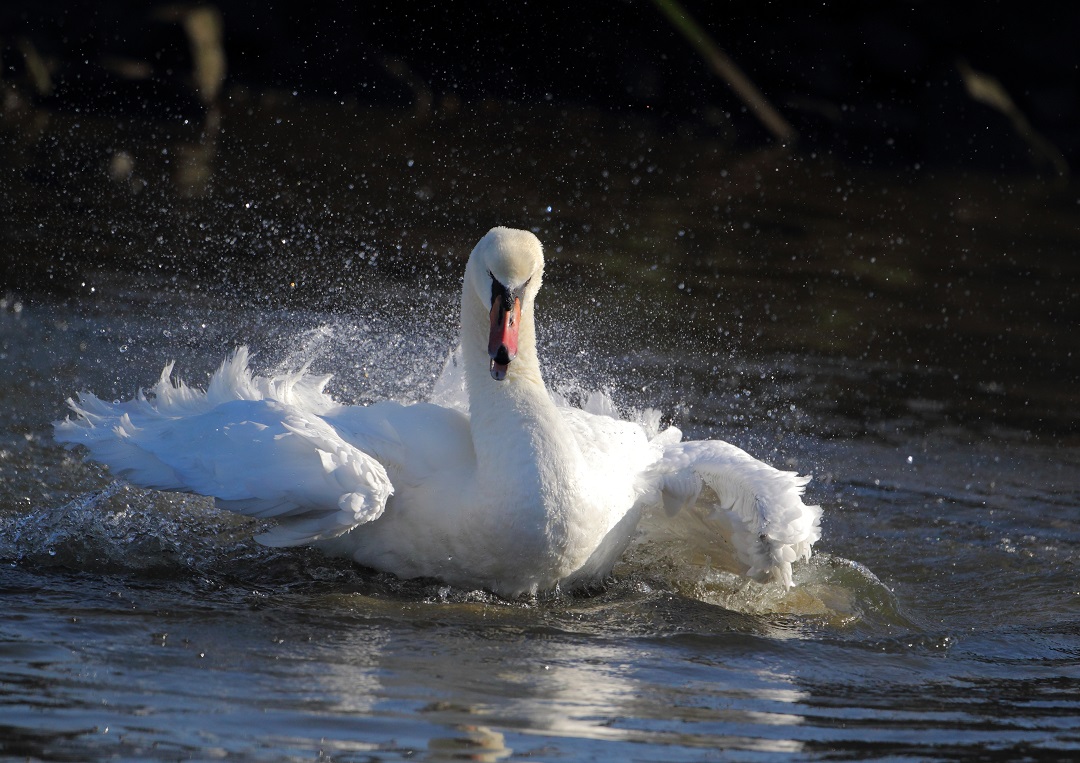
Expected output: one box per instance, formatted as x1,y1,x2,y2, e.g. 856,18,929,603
653,439,822,588
53,348,394,546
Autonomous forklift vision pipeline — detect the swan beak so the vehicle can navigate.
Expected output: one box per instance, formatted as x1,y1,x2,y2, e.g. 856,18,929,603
488,292,521,381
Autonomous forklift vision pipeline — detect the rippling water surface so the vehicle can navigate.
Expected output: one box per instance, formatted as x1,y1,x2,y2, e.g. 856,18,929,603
2,102,1079,760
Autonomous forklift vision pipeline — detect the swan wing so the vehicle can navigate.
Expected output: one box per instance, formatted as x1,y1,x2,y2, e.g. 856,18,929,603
642,438,822,588
557,396,659,501
54,349,394,547
326,400,474,486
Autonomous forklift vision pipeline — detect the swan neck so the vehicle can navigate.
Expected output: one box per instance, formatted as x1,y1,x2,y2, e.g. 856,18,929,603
459,268,568,479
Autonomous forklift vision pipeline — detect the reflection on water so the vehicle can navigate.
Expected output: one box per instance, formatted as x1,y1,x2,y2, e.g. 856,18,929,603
1,92,1079,760
427,726,511,762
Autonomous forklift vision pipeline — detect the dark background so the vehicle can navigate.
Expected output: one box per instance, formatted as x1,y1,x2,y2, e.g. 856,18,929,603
3,0,1078,173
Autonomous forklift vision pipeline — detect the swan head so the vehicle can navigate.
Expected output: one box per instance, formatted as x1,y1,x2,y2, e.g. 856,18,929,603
466,227,544,381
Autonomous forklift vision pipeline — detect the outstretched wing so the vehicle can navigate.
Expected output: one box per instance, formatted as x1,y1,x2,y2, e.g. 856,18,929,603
54,348,394,547
642,438,822,588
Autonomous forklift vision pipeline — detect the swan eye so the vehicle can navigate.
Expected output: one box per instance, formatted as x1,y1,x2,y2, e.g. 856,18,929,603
490,274,510,308
487,271,530,308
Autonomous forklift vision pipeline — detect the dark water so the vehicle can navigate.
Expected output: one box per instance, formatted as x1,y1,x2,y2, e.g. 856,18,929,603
2,99,1079,760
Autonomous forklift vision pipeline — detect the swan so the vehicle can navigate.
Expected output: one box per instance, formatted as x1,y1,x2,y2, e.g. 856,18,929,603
54,227,821,597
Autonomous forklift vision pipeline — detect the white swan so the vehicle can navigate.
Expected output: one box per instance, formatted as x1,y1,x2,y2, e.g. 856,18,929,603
54,227,821,597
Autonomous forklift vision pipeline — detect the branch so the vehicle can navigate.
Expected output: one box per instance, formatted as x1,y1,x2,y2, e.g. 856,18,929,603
650,0,797,144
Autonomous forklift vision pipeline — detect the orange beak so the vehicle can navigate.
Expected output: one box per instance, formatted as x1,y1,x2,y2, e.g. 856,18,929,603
488,292,521,381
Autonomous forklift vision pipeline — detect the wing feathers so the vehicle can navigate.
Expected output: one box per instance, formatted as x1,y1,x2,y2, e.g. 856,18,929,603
655,440,822,587
54,348,393,546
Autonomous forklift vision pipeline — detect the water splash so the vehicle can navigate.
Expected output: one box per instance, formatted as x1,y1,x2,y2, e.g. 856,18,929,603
618,538,904,626
30,318,892,623
270,323,339,375
1,482,254,575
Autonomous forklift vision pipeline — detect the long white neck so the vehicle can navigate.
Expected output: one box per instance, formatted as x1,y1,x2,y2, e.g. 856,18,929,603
459,259,577,496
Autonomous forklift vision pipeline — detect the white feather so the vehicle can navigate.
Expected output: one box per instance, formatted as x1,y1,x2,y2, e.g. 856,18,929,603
55,227,823,596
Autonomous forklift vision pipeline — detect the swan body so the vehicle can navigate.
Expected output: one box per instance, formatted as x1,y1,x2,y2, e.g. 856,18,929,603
55,227,822,597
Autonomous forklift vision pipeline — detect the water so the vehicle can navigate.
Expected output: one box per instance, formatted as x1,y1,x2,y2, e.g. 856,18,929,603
2,99,1079,761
